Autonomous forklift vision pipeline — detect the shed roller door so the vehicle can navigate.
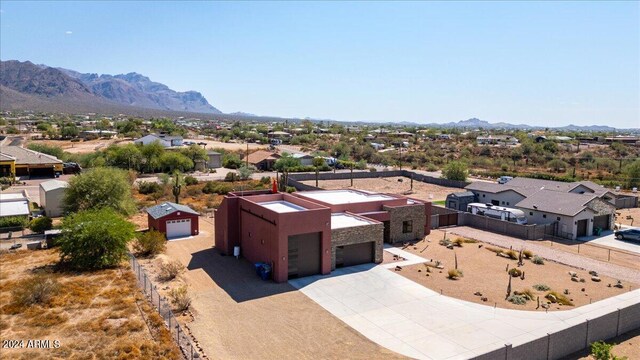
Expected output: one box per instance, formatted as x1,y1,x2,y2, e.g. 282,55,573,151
166,219,191,239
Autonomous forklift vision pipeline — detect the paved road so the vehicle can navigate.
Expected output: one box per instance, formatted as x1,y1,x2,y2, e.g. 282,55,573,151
290,256,640,360
448,227,640,284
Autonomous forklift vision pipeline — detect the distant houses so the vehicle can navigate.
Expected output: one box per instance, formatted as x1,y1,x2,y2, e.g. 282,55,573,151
134,133,183,148
476,135,519,146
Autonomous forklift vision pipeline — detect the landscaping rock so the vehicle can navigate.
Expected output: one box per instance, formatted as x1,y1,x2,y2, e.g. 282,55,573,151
589,271,598,276
481,297,488,302
568,271,577,277
571,277,579,282
546,294,557,303
581,288,586,292
614,281,624,289
579,278,586,283
591,276,601,282
395,266,402,271
474,291,483,296
541,304,550,309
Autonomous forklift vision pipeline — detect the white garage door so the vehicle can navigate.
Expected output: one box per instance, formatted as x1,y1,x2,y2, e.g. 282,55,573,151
166,219,191,239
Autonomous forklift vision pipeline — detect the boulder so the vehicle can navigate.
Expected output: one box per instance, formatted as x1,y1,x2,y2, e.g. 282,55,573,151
591,276,601,282
569,271,577,277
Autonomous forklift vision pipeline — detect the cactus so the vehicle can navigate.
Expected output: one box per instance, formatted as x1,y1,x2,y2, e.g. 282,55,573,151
172,173,182,204
454,252,458,270
521,271,525,280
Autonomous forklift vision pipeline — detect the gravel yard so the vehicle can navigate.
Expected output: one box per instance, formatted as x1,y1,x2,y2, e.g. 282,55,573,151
446,227,640,282
302,176,462,201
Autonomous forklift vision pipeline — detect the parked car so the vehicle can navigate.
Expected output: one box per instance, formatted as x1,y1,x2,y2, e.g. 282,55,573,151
63,162,82,174
614,229,640,241
498,176,514,184
9,243,22,250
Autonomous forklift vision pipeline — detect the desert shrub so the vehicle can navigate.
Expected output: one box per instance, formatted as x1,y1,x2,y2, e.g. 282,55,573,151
224,172,239,182
0,215,29,229
546,291,574,306
237,165,254,180
159,260,184,281
260,176,271,185
533,284,550,291
507,295,528,305
169,286,191,311
515,289,535,301
452,238,464,247
447,269,463,280
138,181,162,195
186,187,202,196
532,255,545,265
508,268,522,277
505,250,518,260
369,167,377,172
29,216,53,233
202,181,232,195
485,246,503,255
184,175,198,186
133,230,166,257
12,274,60,306
522,249,533,259
590,340,622,360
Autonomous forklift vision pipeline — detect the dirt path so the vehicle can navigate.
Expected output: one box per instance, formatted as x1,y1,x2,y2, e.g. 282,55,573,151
446,227,640,284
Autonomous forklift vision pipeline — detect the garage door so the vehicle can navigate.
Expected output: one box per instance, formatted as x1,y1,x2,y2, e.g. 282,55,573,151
336,242,374,268
166,219,191,239
593,215,610,231
288,232,321,279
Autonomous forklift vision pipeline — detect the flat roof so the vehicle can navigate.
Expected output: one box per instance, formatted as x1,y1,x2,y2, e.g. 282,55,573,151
258,200,306,213
0,200,30,217
0,193,27,201
331,213,376,229
298,190,394,205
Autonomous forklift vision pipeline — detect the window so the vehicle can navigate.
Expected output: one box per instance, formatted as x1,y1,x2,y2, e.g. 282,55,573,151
529,212,533,216
501,201,505,205
482,194,485,198
543,214,547,219
402,220,413,234
557,217,561,221
507,202,510,205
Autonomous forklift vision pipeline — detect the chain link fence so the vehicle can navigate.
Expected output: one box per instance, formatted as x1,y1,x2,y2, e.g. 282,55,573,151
128,254,200,360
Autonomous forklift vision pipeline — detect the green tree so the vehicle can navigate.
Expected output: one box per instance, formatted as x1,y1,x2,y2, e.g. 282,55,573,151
133,230,166,257
274,153,301,172
180,144,207,163
140,141,165,173
623,159,640,189
159,152,194,173
60,123,79,138
58,208,135,270
63,167,136,215
510,148,523,168
547,158,568,173
105,143,143,170
237,165,254,180
443,161,468,181
29,217,53,233
222,153,243,169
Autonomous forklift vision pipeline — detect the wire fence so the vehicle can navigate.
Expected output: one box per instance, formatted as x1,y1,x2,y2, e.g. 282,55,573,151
128,254,201,360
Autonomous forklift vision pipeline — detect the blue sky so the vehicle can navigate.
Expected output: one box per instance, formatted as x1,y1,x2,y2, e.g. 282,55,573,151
1,1,638,128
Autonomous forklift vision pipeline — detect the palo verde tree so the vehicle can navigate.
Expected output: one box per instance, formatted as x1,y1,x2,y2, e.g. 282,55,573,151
58,208,136,270
63,167,136,216
443,161,468,181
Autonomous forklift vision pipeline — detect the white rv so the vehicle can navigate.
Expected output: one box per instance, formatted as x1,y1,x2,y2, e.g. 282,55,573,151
467,203,528,224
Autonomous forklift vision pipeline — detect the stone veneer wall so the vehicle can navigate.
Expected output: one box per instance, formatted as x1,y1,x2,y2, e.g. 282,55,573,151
587,198,617,230
383,204,426,243
330,223,383,270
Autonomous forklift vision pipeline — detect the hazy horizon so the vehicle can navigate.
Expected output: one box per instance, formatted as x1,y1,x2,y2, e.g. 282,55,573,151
1,1,638,128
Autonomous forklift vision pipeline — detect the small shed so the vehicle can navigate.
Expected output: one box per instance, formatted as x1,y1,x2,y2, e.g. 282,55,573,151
446,191,477,211
207,151,222,169
146,202,200,239
39,180,69,217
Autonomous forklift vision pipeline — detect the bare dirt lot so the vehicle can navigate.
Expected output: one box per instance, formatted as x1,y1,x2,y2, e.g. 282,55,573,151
184,138,267,152
139,218,405,360
302,176,461,201
25,138,127,154
617,207,640,227
0,249,180,359
391,230,636,312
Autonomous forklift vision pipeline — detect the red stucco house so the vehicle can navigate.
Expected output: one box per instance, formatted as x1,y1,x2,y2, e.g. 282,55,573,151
147,202,200,239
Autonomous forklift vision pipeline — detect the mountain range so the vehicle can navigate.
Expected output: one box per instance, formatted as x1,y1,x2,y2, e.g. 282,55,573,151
0,60,221,114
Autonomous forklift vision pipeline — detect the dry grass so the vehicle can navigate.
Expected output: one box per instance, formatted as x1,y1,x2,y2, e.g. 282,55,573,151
0,249,181,359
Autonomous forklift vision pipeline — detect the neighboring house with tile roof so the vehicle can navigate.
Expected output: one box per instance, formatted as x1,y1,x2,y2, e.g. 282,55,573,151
246,150,281,171
463,177,617,239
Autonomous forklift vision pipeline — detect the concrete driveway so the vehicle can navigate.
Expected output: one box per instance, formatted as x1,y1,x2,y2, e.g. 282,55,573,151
578,227,640,255
289,257,640,360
